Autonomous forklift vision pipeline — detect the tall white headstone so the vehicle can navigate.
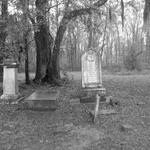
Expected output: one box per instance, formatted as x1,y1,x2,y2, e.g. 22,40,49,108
1,59,19,100
81,49,106,123
81,49,102,88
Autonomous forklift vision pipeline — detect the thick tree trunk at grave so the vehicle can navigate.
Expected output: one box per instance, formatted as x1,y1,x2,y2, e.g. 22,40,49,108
52,25,67,79
25,37,30,84
22,0,30,84
44,24,67,83
40,33,53,83
0,0,8,81
34,0,50,82
34,26,50,82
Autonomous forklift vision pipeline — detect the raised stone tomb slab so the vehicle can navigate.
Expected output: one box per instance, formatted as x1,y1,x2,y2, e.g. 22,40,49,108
23,90,59,111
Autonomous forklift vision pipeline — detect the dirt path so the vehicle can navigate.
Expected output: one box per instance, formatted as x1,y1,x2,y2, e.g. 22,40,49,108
0,72,150,150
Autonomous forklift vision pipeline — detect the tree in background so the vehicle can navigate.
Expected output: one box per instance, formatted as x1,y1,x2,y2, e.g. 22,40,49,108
0,0,8,81
144,0,150,65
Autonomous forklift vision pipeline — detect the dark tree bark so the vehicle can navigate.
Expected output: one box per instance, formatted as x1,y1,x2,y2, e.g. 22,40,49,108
34,0,52,82
24,37,30,84
23,0,30,84
0,0,8,81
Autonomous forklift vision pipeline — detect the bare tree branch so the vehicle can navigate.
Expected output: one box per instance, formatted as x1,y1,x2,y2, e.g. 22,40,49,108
100,17,107,56
64,0,108,21
28,12,35,25
45,0,64,13
53,0,108,55
135,51,143,57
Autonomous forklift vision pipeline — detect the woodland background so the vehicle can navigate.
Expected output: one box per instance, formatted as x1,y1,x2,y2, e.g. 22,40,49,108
0,0,149,83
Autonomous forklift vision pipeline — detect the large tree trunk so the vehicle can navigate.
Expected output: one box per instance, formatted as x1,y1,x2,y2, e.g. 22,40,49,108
0,0,8,81
45,24,67,82
22,0,30,84
34,0,51,82
24,37,30,84
34,27,50,82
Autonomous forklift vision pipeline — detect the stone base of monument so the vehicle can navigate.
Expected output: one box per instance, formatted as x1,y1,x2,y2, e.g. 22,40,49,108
80,95,112,104
83,87,106,92
22,90,59,111
80,96,96,103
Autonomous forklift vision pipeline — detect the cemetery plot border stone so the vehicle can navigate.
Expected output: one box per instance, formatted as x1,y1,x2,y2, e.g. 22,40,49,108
22,90,60,111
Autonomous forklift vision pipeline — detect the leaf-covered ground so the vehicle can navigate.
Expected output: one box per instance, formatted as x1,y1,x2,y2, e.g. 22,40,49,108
0,73,150,150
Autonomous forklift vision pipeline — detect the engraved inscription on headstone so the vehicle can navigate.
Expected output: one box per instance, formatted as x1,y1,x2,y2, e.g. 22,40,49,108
87,54,97,83
81,49,102,88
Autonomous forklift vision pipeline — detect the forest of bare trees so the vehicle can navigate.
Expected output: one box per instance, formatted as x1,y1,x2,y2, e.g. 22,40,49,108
0,0,149,84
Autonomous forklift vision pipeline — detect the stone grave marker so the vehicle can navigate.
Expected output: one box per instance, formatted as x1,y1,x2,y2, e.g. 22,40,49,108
23,90,60,111
81,49,102,89
1,59,19,100
81,49,106,123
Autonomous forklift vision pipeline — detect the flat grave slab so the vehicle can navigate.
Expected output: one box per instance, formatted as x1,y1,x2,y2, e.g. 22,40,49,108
23,90,60,111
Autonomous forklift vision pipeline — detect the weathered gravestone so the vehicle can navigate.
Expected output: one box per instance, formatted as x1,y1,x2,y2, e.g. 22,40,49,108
81,49,106,122
81,49,106,96
81,49,102,89
0,59,19,101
